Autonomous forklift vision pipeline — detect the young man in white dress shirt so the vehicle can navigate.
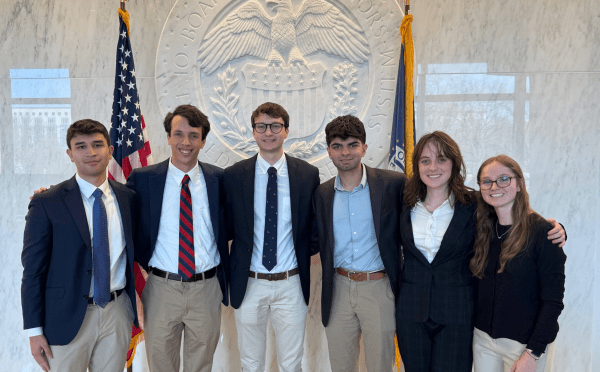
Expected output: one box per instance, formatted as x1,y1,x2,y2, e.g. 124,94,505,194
224,102,320,371
126,105,229,372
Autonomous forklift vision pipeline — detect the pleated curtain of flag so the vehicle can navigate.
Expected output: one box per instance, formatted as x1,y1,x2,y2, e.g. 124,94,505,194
390,9,415,372
107,8,153,371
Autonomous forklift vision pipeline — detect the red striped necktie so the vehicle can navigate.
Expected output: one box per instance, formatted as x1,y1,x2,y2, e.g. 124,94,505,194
178,174,194,279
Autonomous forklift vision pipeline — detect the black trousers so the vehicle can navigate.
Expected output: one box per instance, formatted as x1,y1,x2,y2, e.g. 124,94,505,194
396,317,473,372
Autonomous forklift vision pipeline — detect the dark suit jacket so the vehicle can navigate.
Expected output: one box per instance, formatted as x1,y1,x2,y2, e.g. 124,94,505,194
21,176,139,346
313,165,406,327
396,199,477,326
126,158,229,305
224,154,320,309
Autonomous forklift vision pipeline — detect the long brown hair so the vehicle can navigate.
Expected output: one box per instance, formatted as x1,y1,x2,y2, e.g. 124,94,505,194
404,131,473,208
470,155,533,278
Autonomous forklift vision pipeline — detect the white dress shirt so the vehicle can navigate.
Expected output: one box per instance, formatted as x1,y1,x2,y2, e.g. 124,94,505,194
250,154,298,273
28,174,127,337
149,159,220,274
410,193,455,263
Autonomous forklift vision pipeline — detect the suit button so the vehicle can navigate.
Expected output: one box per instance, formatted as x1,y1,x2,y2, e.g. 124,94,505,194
87,270,92,275
83,295,88,299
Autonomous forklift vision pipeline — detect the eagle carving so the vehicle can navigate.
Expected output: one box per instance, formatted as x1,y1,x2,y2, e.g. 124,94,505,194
198,0,370,74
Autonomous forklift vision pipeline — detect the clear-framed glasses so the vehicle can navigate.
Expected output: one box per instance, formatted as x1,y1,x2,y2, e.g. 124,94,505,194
478,176,515,190
253,123,284,134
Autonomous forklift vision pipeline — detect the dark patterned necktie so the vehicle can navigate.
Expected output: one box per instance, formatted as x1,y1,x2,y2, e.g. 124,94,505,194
92,188,110,307
262,167,278,271
178,175,194,279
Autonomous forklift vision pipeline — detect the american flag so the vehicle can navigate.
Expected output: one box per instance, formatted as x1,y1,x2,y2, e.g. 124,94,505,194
108,9,152,371
108,10,152,182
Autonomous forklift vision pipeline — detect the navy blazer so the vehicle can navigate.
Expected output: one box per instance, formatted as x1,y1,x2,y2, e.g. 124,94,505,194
224,154,320,309
396,199,477,326
126,159,229,305
21,176,139,346
313,166,406,327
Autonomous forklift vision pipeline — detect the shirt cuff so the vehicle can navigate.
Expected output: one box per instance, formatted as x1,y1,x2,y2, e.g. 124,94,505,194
27,327,43,337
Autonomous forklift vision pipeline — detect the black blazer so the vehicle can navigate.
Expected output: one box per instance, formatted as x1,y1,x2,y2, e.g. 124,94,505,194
126,159,229,305
21,177,139,345
224,154,320,309
313,166,405,327
396,199,477,326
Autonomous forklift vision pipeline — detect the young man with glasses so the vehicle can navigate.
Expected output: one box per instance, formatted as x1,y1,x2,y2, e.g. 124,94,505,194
224,102,320,371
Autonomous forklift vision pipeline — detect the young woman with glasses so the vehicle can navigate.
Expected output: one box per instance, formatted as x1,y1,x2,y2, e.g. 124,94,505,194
470,155,566,372
396,133,566,372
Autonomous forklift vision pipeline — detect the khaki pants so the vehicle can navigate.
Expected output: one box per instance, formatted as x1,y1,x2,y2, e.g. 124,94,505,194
142,272,222,372
473,327,553,372
325,273,396,372
48,291,134,372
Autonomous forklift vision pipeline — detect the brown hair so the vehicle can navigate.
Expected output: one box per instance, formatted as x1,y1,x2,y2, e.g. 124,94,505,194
163,104,210,140
403,131,473,208
251,102,289,129
470,155,533,279
66,119,110,149
325,115,366,146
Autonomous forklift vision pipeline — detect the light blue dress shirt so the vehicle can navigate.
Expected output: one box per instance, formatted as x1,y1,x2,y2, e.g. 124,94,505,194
333,164,385,272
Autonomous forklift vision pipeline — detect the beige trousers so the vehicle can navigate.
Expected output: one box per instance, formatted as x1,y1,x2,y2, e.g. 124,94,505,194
325,273,396,372
234,274,307,372
142,272,222,372
473,327,553,372
47,291,134,372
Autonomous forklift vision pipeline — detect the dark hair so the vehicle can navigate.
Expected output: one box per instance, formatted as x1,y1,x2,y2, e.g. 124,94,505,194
470,155,534,279
404,131,473,208
251,102,289,129
163,104,210,140
325,115,366,146
66,119,110,149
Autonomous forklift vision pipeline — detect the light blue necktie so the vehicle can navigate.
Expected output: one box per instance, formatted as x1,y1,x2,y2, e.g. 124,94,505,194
92,188,110,307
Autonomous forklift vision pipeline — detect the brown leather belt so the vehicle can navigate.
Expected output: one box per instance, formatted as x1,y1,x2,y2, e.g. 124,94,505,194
151,267,217,282
336,268,386,281
249,268,299,281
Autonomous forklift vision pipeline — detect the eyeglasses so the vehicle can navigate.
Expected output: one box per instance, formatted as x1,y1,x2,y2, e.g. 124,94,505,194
253,123,284,134
478,176,515,190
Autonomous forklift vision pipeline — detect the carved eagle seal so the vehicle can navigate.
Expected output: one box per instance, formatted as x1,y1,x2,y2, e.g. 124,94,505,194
198,0,370,74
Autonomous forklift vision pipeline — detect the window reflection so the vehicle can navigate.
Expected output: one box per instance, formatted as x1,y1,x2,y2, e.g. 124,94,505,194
10,69,73,175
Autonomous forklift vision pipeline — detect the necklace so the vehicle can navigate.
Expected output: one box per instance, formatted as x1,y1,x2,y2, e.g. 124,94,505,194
495,221,510,239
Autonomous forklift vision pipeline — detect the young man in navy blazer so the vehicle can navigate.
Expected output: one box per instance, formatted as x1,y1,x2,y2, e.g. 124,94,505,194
22,119,139,371
224,102,320,371
312,115,405,372
126,105,228,372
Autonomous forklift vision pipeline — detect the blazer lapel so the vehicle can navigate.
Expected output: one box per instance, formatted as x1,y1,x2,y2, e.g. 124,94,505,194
432,201,472,264
323,179,336,256
149,160,169,246
286,155,300,245
242,155,257,235
199,161,220,242
63,176,92,250
365,166,383,244
400,207,431,267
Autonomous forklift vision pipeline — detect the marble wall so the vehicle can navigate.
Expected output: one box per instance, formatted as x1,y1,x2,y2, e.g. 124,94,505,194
0,0,597,371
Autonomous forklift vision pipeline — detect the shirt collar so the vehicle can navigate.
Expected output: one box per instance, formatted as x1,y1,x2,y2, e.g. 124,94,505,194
334,163,367,192
257,153,286,175
75,174,110,199
414,192,455,213
168,158,199,185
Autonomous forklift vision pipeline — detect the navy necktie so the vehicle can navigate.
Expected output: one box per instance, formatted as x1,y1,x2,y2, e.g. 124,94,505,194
92,188,110,307
262,167,278,271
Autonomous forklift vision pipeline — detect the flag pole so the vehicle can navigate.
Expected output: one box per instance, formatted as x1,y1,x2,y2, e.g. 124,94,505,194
120,0,126,11
405,0,410,15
